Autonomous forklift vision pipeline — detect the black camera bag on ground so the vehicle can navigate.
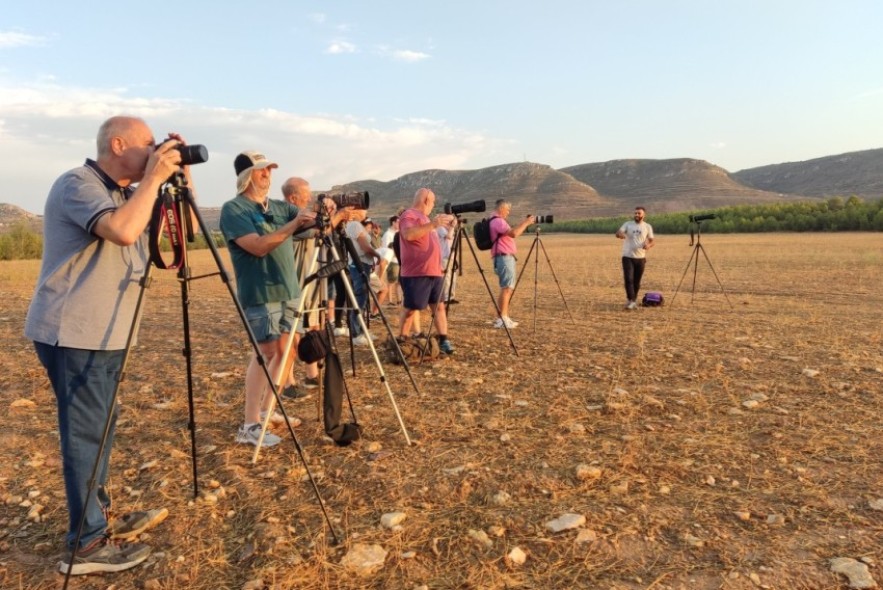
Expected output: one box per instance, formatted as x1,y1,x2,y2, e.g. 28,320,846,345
385,334,440,365
642,291,664,307
298,330,329,364
322,333,361,446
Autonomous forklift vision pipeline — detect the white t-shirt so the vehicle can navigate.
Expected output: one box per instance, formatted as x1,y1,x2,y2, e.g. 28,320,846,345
618,220,654,259
381,227,397,249
345,221,374,265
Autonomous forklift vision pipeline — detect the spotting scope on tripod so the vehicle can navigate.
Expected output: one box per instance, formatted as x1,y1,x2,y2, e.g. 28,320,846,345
670,213,733,308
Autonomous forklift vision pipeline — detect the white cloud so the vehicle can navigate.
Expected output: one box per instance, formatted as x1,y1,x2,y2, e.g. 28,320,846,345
709,141,727,149
375,45,431,63
0,30,46,48
0,81,511,213
391,49,430,63
326,40,357,54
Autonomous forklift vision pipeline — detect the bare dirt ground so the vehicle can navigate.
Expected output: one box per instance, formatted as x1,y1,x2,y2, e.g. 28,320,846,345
1,232,882,590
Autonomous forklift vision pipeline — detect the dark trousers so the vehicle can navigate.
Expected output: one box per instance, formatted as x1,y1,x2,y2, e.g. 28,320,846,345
34,342,122,549
621,256,647,302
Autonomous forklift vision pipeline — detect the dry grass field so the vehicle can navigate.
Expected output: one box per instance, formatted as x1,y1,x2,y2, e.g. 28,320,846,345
1,232,882,590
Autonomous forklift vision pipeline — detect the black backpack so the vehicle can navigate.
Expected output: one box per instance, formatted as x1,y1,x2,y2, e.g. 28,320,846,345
473,216,499,251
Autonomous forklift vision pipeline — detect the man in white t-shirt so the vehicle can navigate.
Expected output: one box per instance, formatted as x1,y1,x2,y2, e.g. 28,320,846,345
615,206,655,310
344,216,381,344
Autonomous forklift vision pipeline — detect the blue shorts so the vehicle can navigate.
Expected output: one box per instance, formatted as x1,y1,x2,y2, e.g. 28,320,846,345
245,301,295,343
494,255,516,289
400,276,444,310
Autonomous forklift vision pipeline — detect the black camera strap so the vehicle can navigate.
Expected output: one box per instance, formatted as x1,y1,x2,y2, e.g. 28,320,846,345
148,196,186,269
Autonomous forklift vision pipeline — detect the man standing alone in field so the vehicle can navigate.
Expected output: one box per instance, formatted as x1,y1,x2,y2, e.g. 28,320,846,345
615,206,655,310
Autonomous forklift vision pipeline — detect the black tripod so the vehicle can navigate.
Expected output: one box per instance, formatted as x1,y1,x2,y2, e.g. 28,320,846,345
511,225,574,331
252,213,420,459
427,216,518,355
62,174,338,588
670,220,733,308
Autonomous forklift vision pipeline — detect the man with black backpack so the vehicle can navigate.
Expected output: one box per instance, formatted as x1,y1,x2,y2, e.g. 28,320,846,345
489,199,535,329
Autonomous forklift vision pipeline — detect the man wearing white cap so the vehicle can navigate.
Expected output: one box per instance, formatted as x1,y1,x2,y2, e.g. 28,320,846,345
220,151,316,447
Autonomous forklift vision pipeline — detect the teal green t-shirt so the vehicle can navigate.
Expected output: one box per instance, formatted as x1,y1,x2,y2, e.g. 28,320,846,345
220,195,300,307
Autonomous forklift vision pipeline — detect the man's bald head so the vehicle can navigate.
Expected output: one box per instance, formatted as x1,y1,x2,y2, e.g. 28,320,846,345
281,177,312,208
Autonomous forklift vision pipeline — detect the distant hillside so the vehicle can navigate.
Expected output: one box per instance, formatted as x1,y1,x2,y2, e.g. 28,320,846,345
733,148,883,198
4,147,881,234
0,204,41,232
560,158,807,213
330,162,612,221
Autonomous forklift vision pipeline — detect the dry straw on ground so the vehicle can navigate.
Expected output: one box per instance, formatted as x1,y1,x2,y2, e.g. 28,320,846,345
1,232,882,590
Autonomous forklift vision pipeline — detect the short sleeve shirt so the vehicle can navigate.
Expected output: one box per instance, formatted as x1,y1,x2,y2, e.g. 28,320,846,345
490,216,516,256
398,208,442,277
618,220,654,259
220,195,300,307
24,160,149,350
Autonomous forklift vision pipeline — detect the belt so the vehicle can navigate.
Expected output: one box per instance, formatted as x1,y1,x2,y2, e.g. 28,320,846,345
493,253,514,258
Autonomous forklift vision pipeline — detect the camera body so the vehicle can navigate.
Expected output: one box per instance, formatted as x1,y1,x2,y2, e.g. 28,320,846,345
156,139,209,166
444,200,486,216
689,213,717,223
532,214,554,224
321,191,370,210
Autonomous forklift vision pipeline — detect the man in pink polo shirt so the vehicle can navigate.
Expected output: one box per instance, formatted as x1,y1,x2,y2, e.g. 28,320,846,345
397,188,456,354
489,199,535,329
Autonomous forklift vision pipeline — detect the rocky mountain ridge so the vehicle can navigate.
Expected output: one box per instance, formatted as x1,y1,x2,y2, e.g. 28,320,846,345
4,148,881,232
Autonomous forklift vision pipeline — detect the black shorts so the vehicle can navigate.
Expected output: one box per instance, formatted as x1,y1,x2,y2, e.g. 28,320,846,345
400,276,444,310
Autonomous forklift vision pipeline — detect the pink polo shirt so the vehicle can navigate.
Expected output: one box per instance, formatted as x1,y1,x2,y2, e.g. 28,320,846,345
398,207,443,277
490,216,516,256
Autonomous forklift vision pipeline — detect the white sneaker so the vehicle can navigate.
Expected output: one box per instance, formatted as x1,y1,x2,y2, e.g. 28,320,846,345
627,301,638,310
236,424,281,447
492,316,518,329
333,326,349,337
352,333,373,346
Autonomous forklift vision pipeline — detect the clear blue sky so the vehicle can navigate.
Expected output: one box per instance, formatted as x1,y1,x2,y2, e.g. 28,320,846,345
2,0,881,214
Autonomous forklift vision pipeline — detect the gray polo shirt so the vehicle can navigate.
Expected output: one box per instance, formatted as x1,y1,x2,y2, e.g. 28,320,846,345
24,160,149,350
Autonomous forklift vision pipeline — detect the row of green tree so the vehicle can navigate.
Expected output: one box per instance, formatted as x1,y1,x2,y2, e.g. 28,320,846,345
0,224,225,261
548,196,883,234
2,196,881,260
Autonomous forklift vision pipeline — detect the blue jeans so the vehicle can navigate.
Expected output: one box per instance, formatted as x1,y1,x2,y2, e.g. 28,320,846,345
347,262,372,337
34,342,122,550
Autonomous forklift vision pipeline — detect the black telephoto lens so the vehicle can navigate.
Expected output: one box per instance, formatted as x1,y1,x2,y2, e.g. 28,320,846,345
178,144,209,166
446,200,486,215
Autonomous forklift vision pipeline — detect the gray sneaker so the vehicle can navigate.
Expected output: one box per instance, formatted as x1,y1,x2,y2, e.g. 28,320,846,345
58,535,151,575
236,424,281,447
108,508,169,540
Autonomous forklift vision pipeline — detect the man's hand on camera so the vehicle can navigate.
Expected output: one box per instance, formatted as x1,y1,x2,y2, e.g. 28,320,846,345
434,213,455,229
145,138,182,186
294,207,318,231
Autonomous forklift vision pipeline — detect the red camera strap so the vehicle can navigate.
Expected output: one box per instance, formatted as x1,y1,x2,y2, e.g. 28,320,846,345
148,198,185,269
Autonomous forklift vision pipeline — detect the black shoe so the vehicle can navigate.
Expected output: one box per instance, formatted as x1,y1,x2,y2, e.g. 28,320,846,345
283,385,308,400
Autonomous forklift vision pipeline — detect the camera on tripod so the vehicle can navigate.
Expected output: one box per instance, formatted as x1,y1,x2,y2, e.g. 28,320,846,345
532,214,554,224
320,191,370,210
689,213,717,223
444,200,486,216
156,139,209,166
